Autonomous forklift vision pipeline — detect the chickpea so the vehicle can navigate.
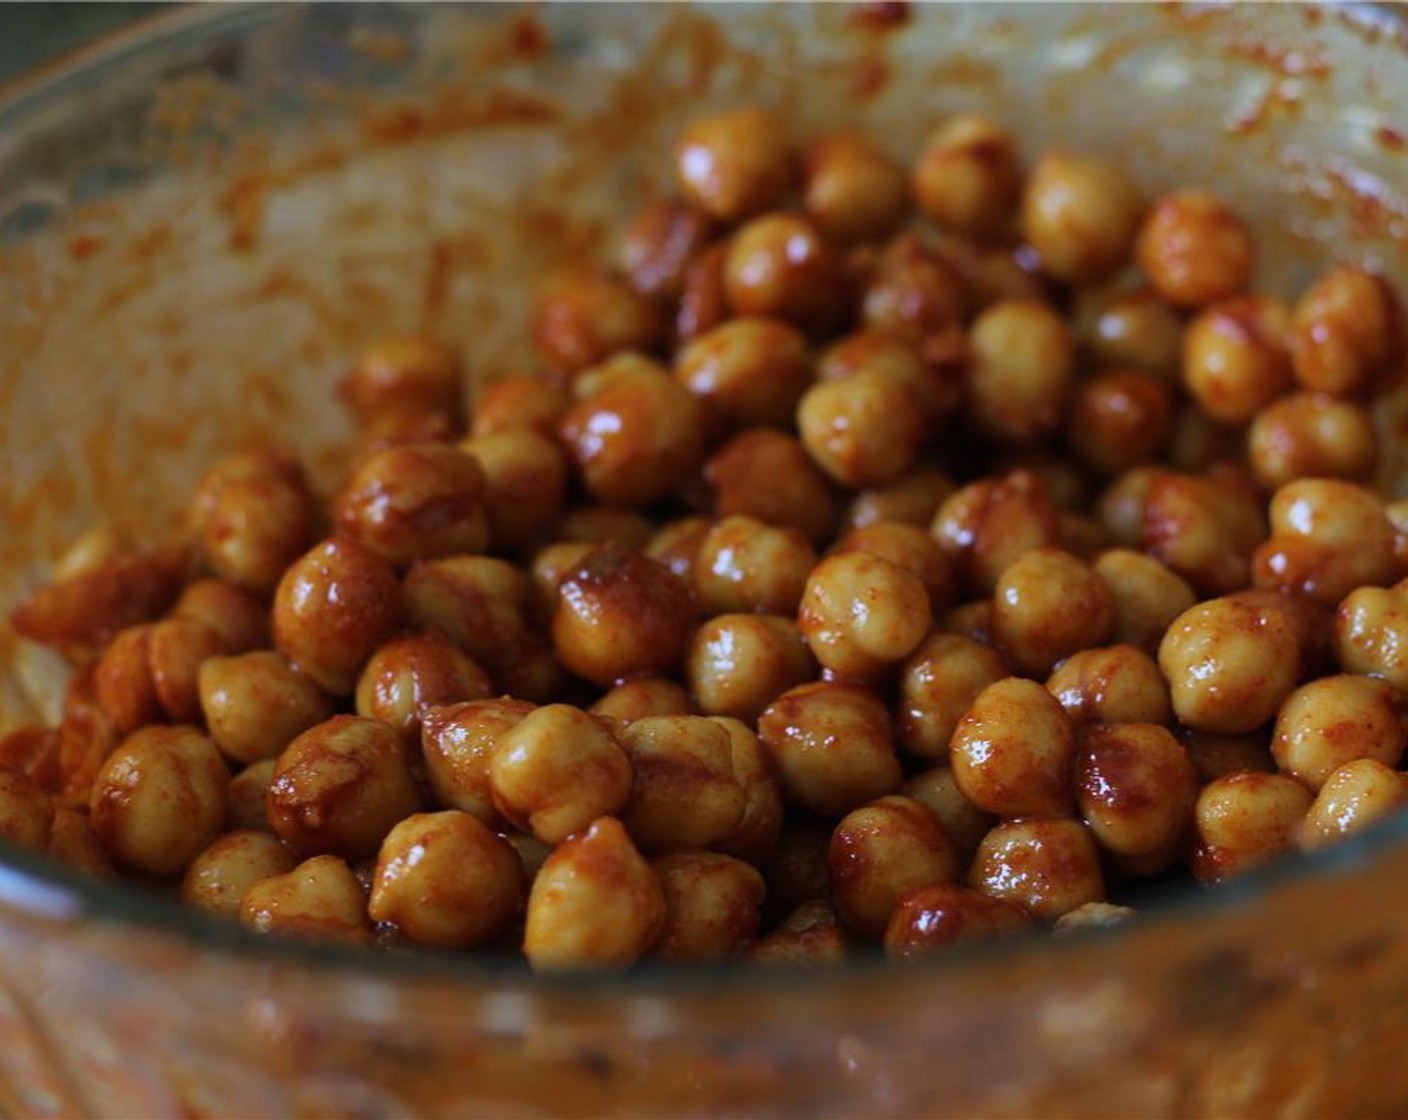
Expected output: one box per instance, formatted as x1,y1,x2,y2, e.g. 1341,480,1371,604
1047,643,1172,726
798,551,930,681
1192,771,1312,883
1076,723,1198,872
724,212,845,331
621,715,746,853
1227,588,1331,680
1092,550,1197,653
94,625,161,736
990,548,1112,675
800,371,927,492
967,299,1074,446
1053,902,1137,934
1180,295,1292,425
969,817,1105,922
557,505,655,552
528,541,597,627
173,579,268,654
951,678,1075,818
941,600,994,645
618,196,716,302
694,516,816,617
457,428,567,551
676,242,730,343
675,317,813,429
762,819,832,918
240,854,372,944
713,717,785,865
489,635,565,704
1182,731,1276,783
747,900,848,966
861,232,965,341
652,852,766,962
0,769,52,852
640,518,711,593
191,450,314,595
354,632,490,743
675,107,791,223
1141,470,1266,597
932,470,1063,596
846,469,954,532
1096,466,1156,548
1335,585,1408,692
994,452,1092,514
912,115,1020,239
0,727,60,797
1301,759,1408,851
1291,265,1400,396
422,698,534,823
1253,479,1395,606
90,726,229,878
469,374,571,439
403,554,529,676
228,759,277,832
48,807,114,877
1078,287,1183,380
591,678,692,725
199,651,335,765
1248,392,1377,491
758,682,902,817
1020,152,1142,283
524,816,665,970
1388,501,1408,581
902,765,996,863
369,811,524,949
687,614,815,722
181,831,297,918
897,634,1008,762
835,521,954,610
532,270,662,378
1066,370,1175,476
883,883,1030,960
703,430,836,547
268,715,420,859
792,132,905,247
1271,674,1405,791
1136,189,1253,308
351,408,458,462
340,337,463,424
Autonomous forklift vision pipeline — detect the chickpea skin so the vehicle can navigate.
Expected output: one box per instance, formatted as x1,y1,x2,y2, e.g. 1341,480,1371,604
967,299,1075,446
798,551,931,681
950,677,1076,818
173,579,269,654
1020,151,1143,283
422,698,535,823
861,232,965,341
355,631,491,743
1253,479,1395,607
846,469,954,532
618,196,716,302
1079,287,1183,380
724,212,846,331
835,521,954,609
898,634,1009,762
191,450,314,595
1140,469,1266,597
991,548,1114,677
48,808,114,877
803,131,908,244
1248,392,1377,491
458,428,568,551
469,374,571,439
1066,370,1175,476
969,817,1105,922
884,883,1030,960
532,270,662,379
591,678,692,725
1291,265,1400,397
181,831,297,918
652,852,766,962
1335,585,1408,691
1136,189,1253,309
713,716,786,865
797,369,925,489
1192,771,1312,883
403,554,531,676
687,614,816,723
695,515,816,617
240,855,372,944
621,715,746,853
932,470,1063,597
912,115,1020,239
1181,295,1293,425
200,651,336,765
1047,643,1172,726
675,317,814,429
1271,674,1405,791
340,337,463,424
1301,759,1408,851
705,430,839,547
675,107,791,223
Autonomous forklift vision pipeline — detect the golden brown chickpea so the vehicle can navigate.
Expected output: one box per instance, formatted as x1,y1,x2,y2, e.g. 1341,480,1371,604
829,795,959,940
200,651,335,765
1058,514,1111,562
402,554,530,676
652,852,766,962
1136,189,1253,309
1248,392,1378,491
747,900,848,966
268,715,420,860
724,212,845,331
528,541,597,627
799,131,905,244
147,617,224,725
912,115,1020,239
618,196,716,302
1180,295,1292,425
687,614,815,722
1388,500,1408,580
191,450,314,595
713,717,785,865
1335,585,1408,692
1291,265,1400,397
675,107,791,224
0,769,52,852
902,765,996,863
341,337,463,424
591,678,692,725
1301,759,1408,851
705,430,839,547
524,816,665,971
1092,549,1198,653
941,600,994,645
942,238,1051,312
932,470,1063,596
846,469,955,532
1078,287,1183,379
758,681,902,818
48,807,114,877
798,369,924,489
897,634,1008,762
642,517,713,592
621,715,746,853
1066,370,1175,476
173,579,268,654
1076,723,1197,872
1020,152,1142,283
835,521,954,611
90,726,229,878
490,704,631,845
1226,588,1330,681
1047,643,1172,726
531,270,662,379
552,546,694,687
994,452,1093,513
469,374,571,439
883,882,1030,960
950,677,1076,818
991,548,1114,677
861,232,966,341
675,317,813,429
819,331,942,414
967,299,1075,445
354,632,491,743
969,817,1104,922
677,242,731,343
1182,731,1276,783
228,759,277,832
240,854,372,944
694,515,816,617
1095,466,1156,548
557,505,656,551
1192,771,1312,883
181,830,296,918
94,624,161,736
798,551,931,681
1271,674,1405,791
1140,469,1266,597
351,408,458,463
422,699,534,823
1253,479,1395,606
369,810,524,949
457,428,567,551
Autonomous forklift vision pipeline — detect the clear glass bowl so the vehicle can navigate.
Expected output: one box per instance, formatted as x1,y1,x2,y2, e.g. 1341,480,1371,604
3,4,1408,1115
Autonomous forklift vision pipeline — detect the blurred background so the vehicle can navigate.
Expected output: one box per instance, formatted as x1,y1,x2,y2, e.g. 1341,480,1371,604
0,4,171,83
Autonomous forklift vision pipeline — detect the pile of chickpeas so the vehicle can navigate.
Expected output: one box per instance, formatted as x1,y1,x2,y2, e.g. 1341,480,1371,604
4,106,1408,971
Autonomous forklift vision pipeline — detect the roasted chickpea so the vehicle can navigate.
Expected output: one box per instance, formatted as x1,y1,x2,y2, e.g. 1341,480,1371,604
48,807,114,877
967,299,1074,445
191,450,314,594
687,614,815,722
642,518,713,593
341,337,462,424
1136,189,1253,308
713,717,786,865
941,600,994,645
469,374,571,439
677,243,731,343
1078,287,1183,379
354,632,491,743
652,852,766,962
1253,479,1395,606
591,678,692,725
969,817,1104,922
846,469,954,532
747,900,848,966
675,317,813,430
1301,759,1408,851
93,624,161,736
370,811,524,950
724,211,846,331
902,765,996,863
622,715,746,853
557,506,656,551
1180,295,1292,425
1092,549,1197,653
228,759,277,832
353,408,457,461
990,548,1112,676
704,430,839,547
695,516,816,617
524,817,665,971
883,883,1030,960
798,551,930,681
797,370,924,488
173,579,269,654
798,131,906,243
90,726,230,878
422,699,534,823
1047,643,1172,726
240,855,372,944
1140,469,1266,597
1248,392,1377,491
897,634,1008,762
912,115,1020,239
268,715,420,860
0,769,52,852
761,819,832,917
1292,265,1400,397
532,270,662,378
528,541,597,627
1020,152,1142,283
402,554,530,676
951,678,1075,818
932,470,1063,596
835,521,954,610
675,107,791,224
181,830,296,918
1271,674,1405,791
1192,771,1312,883
1076,723,1198,871
1182,731,1276,783
820,327,942,409
1066,370,1175,476
200,651,335,765
458,428,567,550
1335,585,1408,692
758,682,902,817
861,232,965,341
618,196,716,301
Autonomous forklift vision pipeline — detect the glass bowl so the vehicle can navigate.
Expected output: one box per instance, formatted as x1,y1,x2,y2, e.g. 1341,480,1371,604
3,4,1408,1115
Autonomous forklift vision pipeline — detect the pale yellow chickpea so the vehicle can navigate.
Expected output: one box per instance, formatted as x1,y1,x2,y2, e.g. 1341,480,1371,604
200,651,336,765
0,769,52,852
652,852,766,962
48,807,114,877
1253,479,1395,606
1020,151,1142,283
1078,287,1183,380
677,242,730,343
1180,295,1292,425
1047,643,1172,726
798,551,931,682
273,537,402,695
369,810,524,949
173,579,269,654
268,715,420,859
912,115,1020,239
675,107,791,224
902,765,996,863
559,355,704,508
90,726,230,878
724,212,845,331
1192,771,1312,883
969,817,1105,922
932,470,1063,596
758,681,902,818
687,614,816,722
469,374,571,440
1066,370,1175,476
490,704,631,845
1292,264,1400,397
191,449,314,594
713,716,786,865
228,759,277,832
846,469,955,532
181,830,297,918
621,715,745,853
340,336,463,424
883,882,1031,960
552,545,695,687
422,698,535,823
497,636,568,710
705,429,839,547
1183,731,1276,783
458,428,567,551
834,521,954,610
524,816,665,971
1335,585,1408,692
402,554,530,677
829,795,960,940
797,369,924,489
951,677,1076,818
1076,723,1198,872
818,328,960,425
591,678,692,725
240,854,372,944
1271,674,1405,791
897,633,1009,762
694,515,816,617
675,316,813,429
531,269,662,378
1140,469,1267,597
529,541,597,627
747,900,848,966
990,548,1114,677
1092,549,1197,653
861,232,965,341
1301,759,1408,851
618,196,716,302
1248,392,1377,491
1159,597,1300,734
354,631,491,743
1136,189,1253,308
802,131,907,244
966,299,1074,446
941,600,994,645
